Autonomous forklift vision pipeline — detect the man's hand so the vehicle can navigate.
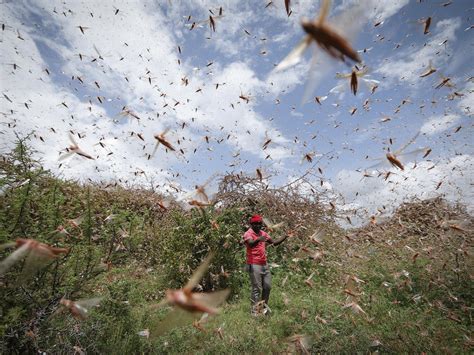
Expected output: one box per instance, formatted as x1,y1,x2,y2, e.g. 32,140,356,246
247,235,267,247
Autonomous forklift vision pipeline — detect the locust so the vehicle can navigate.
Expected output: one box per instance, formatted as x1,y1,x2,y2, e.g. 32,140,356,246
152,129,176,156
276,0,361,72
150,252,230,337
59,133,95,161
0,239,69,278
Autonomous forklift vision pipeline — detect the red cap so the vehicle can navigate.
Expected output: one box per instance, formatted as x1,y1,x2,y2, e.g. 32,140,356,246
249,215,263,224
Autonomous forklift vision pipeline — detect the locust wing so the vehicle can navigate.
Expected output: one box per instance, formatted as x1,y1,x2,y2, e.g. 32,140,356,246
184,251,215,291
0,243,29,276
275,36,312,72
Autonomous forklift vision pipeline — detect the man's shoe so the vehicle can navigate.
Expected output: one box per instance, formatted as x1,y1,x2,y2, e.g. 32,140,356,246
263,304,272,316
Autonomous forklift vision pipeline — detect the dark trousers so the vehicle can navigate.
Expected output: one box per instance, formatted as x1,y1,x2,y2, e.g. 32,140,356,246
248,264,272,310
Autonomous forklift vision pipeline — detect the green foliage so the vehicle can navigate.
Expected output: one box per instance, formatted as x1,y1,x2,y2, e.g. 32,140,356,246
154,207,246,296
0,140,472,354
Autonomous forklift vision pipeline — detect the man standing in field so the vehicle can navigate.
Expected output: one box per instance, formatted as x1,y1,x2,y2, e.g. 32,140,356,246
243,214,291,316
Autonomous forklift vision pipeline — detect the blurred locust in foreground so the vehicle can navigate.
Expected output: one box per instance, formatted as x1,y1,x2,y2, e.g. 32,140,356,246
58,297,103,320
275,0,366,103
0,238,69,279
150,252,230,337
276,0,361,72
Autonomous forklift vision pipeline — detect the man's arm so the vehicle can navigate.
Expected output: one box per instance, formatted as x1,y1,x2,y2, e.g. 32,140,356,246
270,235,287,246
246,235,266,247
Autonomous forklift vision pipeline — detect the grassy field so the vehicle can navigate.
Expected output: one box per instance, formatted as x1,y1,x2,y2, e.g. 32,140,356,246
1,142,472,354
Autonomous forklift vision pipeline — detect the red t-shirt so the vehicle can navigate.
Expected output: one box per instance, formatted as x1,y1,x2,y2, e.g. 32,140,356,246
243,228,273,265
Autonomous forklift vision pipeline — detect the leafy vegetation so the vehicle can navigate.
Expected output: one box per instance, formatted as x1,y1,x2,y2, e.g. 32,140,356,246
0,141,472,354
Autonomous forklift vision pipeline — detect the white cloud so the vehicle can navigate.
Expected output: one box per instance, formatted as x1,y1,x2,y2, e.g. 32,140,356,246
1,0,294,187
266,0,408,102
420,113,461,135
367,0,410,22
332,154,474,227
458,80,474,116
1,0,471,207
376,17,462,85
266,62,309,97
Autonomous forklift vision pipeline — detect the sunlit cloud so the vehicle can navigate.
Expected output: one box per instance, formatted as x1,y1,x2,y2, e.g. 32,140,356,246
1,0,471,216
376,18,462,86
420,113,461,136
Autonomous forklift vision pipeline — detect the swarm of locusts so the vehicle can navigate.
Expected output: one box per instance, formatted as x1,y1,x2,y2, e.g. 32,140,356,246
1,0,471,352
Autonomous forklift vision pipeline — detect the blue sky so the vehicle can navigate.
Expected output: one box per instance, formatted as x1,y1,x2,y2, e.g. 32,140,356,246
1,0,473,225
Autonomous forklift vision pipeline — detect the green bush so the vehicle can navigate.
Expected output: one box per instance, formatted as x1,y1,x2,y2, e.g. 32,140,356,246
155,207,246,296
